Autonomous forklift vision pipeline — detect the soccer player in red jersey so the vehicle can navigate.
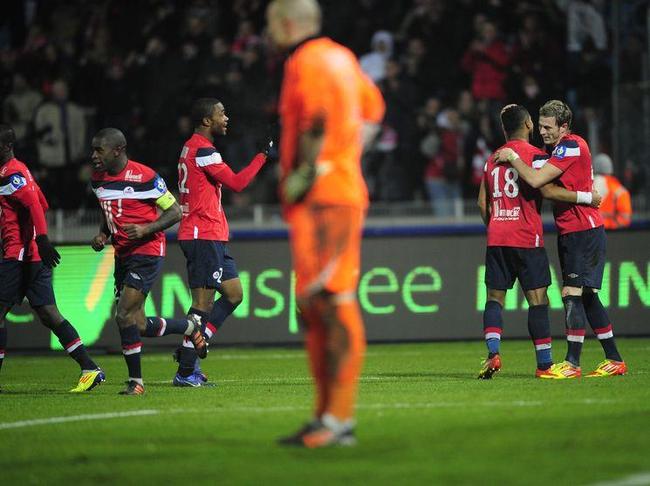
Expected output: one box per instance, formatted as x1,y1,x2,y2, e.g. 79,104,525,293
478,105,600,379
173,98,271,386
495,100,627,378
90,128,207,395
0,124,105,393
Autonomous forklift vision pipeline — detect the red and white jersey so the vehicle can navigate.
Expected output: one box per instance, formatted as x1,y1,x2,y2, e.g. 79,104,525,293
91,160,168,257
177,133,229,241
546,134,603,235
0,158,48,261
484,140,547,248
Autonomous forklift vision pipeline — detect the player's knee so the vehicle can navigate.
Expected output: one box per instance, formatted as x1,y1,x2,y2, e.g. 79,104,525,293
486,289,505,308
561,286,582,298
582,288,601,307
33,305,63,330
226,290,243,307
115,308,132,329
526,289,549,307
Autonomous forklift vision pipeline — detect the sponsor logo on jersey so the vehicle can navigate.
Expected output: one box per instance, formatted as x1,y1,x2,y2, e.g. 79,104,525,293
553,145,566,158
125,170,143,182
493,204,521,221
156,178,166,192
124,186,134,195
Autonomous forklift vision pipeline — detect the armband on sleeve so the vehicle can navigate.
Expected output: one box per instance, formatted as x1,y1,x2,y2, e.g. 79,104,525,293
155,191,177,210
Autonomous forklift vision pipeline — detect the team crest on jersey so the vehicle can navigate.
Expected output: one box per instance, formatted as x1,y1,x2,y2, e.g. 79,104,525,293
553,145,566,159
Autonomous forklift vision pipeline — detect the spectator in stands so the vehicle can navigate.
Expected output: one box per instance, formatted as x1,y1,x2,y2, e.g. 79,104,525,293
33,78,87,208
461,19,510,123
593,153,632,230
198,37,233,90
566,0,607,53
2,73,42,151
424,108,464,217
377,58,420,201
359,30,393,83
0,0,643,208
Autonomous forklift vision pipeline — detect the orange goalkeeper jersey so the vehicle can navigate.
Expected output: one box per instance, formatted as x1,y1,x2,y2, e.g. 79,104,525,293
278,37,385,209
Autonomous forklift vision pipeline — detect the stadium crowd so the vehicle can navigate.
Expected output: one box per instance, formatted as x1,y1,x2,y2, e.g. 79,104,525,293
0,0,647,211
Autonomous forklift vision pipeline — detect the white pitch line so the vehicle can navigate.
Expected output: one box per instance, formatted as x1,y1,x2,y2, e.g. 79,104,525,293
0,409,159,431
0,398,624,431
166,398,621,415
587,472,650,486
143,350,427,362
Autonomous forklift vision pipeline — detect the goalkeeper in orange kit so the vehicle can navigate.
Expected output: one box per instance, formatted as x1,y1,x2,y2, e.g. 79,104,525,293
266,0,385,447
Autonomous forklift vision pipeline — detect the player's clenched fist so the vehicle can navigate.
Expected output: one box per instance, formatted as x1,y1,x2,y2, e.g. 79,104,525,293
590,189,602,208
123,223,149,240
91,232,108,252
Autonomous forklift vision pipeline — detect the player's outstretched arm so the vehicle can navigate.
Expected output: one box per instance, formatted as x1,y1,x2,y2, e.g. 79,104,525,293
540,184,602,207
495,148,563,189
205,152,268,193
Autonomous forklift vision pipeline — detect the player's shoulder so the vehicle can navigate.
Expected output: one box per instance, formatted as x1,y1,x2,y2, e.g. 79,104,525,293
511,140,547,160
552,135,582,159
195,144,223,168
0,159,30,191
126,160,158,181
0,158,28,177
293,37,353,70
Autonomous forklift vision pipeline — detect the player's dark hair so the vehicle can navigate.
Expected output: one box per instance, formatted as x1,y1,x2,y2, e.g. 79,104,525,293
0,124,16,146
500,105,530,136
191,98,221,127
94,127,127,150
539,100,572,129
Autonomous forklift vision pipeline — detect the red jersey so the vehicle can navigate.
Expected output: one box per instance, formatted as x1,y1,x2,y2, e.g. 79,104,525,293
546,134,603,235
0,158,49,261
177,133,266,241
484,140,548,248
91,160,168,257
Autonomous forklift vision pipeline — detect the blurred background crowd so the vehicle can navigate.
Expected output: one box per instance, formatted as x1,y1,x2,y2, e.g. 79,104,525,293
0,0,648,215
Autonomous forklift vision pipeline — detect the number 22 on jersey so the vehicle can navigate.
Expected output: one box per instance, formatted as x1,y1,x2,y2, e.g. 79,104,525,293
491,166,519,198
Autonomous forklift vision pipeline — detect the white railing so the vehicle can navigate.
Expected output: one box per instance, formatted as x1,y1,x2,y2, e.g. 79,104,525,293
47,195,650,243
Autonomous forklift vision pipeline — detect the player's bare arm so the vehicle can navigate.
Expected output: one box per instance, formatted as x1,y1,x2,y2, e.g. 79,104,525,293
91,211,110,252
540,184,602,208
123,201,182,240
494,148,563,188
282,115,325,204
477,179,489,225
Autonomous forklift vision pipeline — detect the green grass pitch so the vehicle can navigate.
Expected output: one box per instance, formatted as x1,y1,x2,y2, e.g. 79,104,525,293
1,338,649,485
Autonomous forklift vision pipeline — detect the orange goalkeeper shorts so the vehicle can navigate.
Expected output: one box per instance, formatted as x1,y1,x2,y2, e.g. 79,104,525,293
287,204,365,298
